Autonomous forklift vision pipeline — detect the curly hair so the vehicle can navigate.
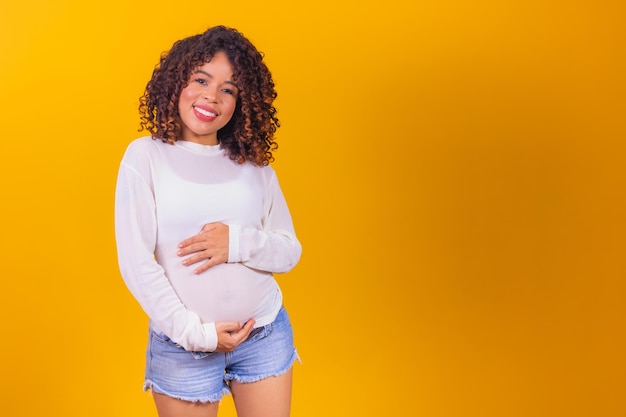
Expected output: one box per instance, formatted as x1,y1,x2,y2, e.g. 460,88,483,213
139,26,279,166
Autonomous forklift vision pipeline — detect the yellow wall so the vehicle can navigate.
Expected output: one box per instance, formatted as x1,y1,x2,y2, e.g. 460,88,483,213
1,1,625,416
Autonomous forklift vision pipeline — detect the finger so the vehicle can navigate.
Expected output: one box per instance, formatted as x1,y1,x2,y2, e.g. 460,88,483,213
230,320,256,343
191,251,227,272
242,319,256,335
178,235,203,249
239,319,256,336
192,259,214,274
222,321,244,333
178,226,216,249
179,245,221,263
177,240,210,255
180,251,209,267
192,255,227,274
200,223,218,232
177,246,199,258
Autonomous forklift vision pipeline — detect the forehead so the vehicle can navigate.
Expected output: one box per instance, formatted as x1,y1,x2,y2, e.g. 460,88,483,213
195,51,234,74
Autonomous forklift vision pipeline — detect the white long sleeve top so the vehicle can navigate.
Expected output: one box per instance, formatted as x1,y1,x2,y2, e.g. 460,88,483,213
115,137,301,352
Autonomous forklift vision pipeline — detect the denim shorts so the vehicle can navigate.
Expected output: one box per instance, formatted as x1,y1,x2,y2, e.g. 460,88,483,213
143,306,299,403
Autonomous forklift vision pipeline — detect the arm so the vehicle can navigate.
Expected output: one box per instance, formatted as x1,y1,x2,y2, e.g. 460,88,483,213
114,160,219,352
228,169,302,272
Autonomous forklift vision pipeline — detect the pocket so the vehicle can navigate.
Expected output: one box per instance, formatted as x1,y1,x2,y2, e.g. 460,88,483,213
150,329,183,348
191,351,212,359
150,329,214,359
246,323,273,344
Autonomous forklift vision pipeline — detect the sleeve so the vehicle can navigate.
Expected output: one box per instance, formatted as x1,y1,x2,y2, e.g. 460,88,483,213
227,169,302,273
114,156,218,352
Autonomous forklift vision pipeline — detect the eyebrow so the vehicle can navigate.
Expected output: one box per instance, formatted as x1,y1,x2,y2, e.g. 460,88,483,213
196,70,239,90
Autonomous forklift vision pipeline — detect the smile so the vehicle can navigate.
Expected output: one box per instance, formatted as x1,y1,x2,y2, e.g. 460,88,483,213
194,106,217,118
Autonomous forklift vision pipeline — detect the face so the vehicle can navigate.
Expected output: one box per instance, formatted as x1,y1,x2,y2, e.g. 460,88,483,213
177,51,239,145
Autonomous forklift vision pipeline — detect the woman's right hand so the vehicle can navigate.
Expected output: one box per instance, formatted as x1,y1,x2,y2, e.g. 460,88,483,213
214,319,256,352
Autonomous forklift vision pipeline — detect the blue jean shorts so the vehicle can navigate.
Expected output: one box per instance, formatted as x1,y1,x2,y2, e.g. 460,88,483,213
144,306,299,403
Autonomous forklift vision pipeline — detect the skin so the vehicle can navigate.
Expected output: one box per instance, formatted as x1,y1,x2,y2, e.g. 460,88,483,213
152,370,292,417
153,52,293,417
178,222,230,275
178,51,239,146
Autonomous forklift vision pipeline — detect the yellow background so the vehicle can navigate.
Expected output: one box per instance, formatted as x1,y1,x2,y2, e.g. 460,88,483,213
1,0,625,416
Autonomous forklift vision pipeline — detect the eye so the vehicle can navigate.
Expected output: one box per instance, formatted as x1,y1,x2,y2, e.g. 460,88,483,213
194,78,208,86
221,88,236,96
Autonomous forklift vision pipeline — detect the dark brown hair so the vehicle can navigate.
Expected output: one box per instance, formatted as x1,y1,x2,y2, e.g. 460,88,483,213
139,26,279,165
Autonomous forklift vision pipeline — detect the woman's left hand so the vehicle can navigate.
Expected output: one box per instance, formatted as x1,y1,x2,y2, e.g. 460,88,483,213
177,222,229,274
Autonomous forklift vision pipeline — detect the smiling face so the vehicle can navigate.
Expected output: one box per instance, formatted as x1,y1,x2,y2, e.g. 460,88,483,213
177,51,239,145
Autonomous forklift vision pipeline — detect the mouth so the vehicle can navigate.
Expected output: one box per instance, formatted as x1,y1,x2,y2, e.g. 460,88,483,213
193,106,217,121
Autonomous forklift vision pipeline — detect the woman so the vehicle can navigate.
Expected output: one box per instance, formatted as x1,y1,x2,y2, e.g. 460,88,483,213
115,26,302,417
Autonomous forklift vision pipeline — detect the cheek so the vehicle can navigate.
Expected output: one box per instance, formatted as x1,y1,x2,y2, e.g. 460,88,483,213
224,100,237,119
178,88,194,109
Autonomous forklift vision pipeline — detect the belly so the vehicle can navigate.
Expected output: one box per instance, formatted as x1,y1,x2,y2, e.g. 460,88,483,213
161,259,278,323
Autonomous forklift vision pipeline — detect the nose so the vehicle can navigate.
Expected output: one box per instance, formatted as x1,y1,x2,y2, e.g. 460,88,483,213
203,86,218,101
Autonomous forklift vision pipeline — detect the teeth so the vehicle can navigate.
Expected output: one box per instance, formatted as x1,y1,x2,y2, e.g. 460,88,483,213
195,107,216,117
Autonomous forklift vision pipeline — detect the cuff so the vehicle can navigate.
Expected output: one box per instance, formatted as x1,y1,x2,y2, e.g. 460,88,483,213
201,322,218,352
227,224,241,263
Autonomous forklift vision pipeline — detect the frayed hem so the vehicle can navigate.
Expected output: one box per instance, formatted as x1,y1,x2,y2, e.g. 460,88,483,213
143,380,230,404
225,348,302,384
